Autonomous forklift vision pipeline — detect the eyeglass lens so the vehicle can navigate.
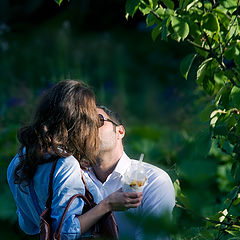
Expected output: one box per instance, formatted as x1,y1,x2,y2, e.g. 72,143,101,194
98,114,105,128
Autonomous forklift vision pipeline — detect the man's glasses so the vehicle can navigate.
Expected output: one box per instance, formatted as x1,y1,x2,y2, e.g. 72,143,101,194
98,114,119,128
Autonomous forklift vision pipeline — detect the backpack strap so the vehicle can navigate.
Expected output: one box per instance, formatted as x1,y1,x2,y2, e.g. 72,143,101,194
29,157,58,216
81,171,95,204
54,171,97,239
54,193,93,239
45,158,59,210
29,180,42,216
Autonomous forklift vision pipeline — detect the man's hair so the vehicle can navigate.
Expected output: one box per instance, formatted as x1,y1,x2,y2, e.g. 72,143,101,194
14,80,99,186
97,105,123,126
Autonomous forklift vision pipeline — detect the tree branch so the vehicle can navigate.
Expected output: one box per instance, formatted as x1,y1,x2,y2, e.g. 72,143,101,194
186,39,211,52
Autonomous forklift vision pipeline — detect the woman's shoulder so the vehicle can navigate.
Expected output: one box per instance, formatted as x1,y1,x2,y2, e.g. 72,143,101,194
58,155,80,166
53,155,83,187
56,155,81,173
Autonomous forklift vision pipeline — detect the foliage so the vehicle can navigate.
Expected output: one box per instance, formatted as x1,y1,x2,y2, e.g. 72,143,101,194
124,0,240,238
0,8,199,238
2,0,239,238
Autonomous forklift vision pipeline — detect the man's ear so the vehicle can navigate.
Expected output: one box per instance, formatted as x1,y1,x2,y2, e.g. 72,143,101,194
117,125,125,139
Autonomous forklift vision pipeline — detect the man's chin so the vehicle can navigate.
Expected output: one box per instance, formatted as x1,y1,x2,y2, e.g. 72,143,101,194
98,144,112,152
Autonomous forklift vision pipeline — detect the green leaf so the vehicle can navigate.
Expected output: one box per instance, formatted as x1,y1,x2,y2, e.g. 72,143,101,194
186,0,199,11
148,0,153,8
180,53,197,80
233,194,240,206
224,45,239,60
151,24,162,41
152,0,158,8
227,186,239,201
227,17,239,40
146,13,156,27
177,192,191,209
196,58,213,85
220,0,238,14
226,230,240,237
204,1,212,10
165,8,174,16
55,0,64,5
215,84,231,107
231,161,240,184
173,180,181,198
214,6,230,29
171,16,190,41
203,78,215,95
161,0,174,9
125,0,140,18
199,103,216,122
202,13,220,33
155,7,165,18
139,6,152,15
214,72,228,85
230,86,240,107
161,17,170,41
179,0,193,10
213,124,228,136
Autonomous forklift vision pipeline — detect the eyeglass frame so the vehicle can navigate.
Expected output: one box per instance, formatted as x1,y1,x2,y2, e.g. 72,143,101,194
98,113,119,128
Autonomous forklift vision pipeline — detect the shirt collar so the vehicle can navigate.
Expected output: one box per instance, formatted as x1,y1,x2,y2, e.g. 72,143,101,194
113,151,131,176
88,151,131,179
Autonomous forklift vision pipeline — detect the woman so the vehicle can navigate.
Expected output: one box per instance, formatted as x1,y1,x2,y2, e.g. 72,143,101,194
7,80,142,239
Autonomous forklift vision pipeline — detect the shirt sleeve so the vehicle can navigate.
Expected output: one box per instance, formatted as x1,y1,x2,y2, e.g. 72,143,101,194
135,169,175,240
51,156,86,239
17,208,39,235
141,170,175,216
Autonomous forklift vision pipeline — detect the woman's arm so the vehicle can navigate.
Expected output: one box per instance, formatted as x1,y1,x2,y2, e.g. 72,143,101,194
78,189,143,234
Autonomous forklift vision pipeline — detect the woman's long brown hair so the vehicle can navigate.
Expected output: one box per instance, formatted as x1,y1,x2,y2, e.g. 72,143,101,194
14,80,99,186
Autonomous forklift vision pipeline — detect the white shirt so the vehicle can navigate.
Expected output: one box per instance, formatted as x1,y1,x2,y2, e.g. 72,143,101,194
85,152,175,239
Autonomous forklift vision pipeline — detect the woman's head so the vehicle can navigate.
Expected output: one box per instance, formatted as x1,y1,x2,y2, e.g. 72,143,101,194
15,80,99,185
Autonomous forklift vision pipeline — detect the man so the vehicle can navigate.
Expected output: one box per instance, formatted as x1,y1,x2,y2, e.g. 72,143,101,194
85,106,175,239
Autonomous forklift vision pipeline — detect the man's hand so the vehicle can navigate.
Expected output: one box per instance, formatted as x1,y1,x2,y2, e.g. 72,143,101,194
102,188,143,212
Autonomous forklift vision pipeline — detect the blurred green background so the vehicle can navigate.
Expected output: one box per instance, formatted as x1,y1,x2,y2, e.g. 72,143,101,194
0,0,221,239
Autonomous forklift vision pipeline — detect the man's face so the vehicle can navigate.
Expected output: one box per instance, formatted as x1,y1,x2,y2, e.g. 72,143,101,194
97,108,117,152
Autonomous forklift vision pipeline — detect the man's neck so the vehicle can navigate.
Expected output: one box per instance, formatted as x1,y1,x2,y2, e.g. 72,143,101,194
93,147,123,183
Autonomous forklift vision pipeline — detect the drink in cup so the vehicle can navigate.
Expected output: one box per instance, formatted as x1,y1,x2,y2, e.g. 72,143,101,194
122,154,147,192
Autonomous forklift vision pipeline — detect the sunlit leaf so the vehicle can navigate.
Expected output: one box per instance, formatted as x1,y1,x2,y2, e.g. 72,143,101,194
214,72,228,85
230,86,240,107
179,0,194,10
196,58,213,85
180,53,197,80
233,194,240,206
161,0,174,9
139,6,152,15
204,1,212,10
146,13,158,26
155,7,165,18
125,0,140,18
161,17,170,41
151,24,162,41
173,179,181,198
220,0,238,14
202,13,220,33
215,84,231,107
55,0,64,6
171,16,189,41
